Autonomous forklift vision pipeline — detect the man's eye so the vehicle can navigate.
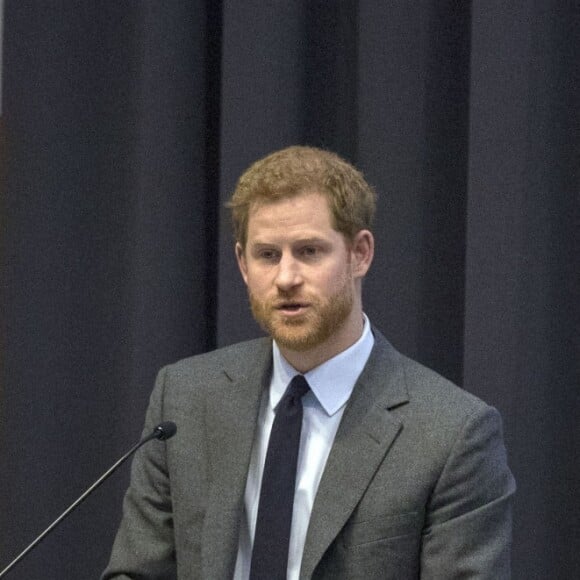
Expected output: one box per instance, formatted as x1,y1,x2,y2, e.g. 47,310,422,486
259,250,278,260
301,247,319,257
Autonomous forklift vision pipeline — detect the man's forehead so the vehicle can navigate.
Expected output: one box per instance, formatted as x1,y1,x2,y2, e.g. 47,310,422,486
249,192,331,221
248,189,328,211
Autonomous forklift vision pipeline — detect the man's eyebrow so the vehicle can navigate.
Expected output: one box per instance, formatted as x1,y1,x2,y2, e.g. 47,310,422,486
249,241,278,248
250,237,329,246
295,237,328,244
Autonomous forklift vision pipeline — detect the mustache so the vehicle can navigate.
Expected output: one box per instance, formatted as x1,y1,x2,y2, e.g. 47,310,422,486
248,291,317,310
271,292,316,307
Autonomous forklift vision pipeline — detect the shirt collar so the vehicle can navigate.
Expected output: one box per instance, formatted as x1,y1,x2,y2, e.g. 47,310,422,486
271,314,375,416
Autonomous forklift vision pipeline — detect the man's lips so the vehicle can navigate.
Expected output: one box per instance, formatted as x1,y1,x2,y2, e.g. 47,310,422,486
274,302,311,314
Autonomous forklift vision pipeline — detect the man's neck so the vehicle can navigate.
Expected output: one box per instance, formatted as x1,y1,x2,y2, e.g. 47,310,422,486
278,312,365,373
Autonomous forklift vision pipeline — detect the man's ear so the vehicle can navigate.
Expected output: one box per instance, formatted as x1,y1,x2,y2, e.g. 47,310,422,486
235,242,249,285
351,230,374,278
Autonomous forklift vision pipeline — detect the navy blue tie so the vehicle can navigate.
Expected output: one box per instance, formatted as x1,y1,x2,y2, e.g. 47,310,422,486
250,375,310,580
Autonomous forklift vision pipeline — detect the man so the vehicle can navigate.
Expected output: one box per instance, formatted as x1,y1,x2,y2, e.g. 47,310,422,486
103,146,515,579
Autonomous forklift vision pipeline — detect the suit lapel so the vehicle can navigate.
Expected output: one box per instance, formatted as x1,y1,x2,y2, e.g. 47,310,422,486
300,332,409,579
200,339,272,579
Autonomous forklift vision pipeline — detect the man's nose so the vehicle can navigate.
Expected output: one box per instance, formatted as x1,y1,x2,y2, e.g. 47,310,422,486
274,254,303,291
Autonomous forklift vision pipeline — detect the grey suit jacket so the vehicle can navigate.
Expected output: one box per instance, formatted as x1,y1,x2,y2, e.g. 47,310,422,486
102,330,515,579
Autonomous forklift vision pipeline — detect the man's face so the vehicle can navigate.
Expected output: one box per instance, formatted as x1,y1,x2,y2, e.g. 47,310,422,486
236,192,369,354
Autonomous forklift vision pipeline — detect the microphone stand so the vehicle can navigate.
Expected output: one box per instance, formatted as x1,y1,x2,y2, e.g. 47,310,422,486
0,421,176,578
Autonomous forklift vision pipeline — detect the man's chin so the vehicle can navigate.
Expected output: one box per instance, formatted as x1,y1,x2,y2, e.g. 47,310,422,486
271,333,321,352
267,321,328,352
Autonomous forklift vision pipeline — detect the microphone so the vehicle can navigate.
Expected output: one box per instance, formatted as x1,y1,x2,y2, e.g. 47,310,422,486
0,421,177,578
153,420,177,440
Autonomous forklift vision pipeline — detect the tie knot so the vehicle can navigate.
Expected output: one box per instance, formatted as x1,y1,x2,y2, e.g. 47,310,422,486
288,374,310,399
278,375,309,411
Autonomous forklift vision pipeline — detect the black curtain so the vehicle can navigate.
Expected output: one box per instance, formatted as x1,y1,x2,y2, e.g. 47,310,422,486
0,2,577,578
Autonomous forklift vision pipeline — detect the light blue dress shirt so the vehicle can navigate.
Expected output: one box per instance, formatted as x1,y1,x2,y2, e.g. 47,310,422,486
234,315,375,579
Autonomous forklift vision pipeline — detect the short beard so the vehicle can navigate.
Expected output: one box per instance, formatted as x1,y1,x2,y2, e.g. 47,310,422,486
248,278,354,352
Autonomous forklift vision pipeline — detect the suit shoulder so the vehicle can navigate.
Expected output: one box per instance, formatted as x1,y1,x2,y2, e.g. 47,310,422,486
388,353,508,472
161,337,271,385
401,354,489,412
372,329,492,417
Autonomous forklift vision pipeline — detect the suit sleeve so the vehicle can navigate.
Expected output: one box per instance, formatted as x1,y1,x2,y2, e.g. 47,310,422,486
101,367,177,580
420,404,516,579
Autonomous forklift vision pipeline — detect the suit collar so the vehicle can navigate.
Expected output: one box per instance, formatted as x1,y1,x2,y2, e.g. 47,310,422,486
201,338,272,579
300,329,409,578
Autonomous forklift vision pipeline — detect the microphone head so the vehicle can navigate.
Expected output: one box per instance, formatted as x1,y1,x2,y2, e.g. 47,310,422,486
153,421,177,441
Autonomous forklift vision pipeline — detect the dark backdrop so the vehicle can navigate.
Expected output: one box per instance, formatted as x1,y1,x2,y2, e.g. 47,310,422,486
1,2,578,579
